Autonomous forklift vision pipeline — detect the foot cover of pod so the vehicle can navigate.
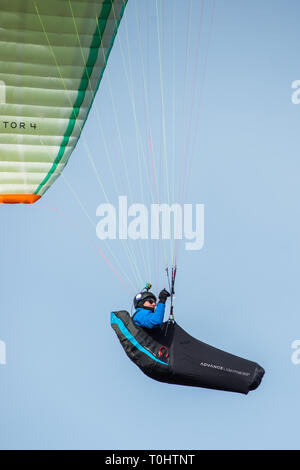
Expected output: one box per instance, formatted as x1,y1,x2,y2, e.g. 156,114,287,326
111,311,265,394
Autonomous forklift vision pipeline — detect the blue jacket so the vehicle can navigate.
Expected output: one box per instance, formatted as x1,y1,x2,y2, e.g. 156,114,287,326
133,302,166,329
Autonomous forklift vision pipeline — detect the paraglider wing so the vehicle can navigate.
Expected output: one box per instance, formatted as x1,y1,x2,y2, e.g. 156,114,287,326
0,0,127,204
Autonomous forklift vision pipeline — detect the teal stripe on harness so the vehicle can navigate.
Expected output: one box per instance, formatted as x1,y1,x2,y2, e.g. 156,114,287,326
111,313,168,366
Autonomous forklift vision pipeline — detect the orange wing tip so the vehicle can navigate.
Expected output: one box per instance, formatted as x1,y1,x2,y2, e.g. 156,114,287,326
0,194,41,204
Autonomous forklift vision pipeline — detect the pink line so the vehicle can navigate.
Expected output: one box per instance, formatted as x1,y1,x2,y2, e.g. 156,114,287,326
37,204,132,294
184,0,216,201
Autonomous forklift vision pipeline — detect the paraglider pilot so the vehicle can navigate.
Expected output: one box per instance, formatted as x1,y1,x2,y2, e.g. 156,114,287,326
132,286,170,329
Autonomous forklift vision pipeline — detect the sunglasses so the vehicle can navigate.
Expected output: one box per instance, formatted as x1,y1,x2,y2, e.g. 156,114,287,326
145,298,156,305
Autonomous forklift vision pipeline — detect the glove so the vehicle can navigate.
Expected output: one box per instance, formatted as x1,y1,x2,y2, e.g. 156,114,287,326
158,289,171,304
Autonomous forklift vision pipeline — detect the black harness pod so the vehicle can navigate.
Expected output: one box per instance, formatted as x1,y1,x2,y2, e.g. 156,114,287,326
111,310,264,394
